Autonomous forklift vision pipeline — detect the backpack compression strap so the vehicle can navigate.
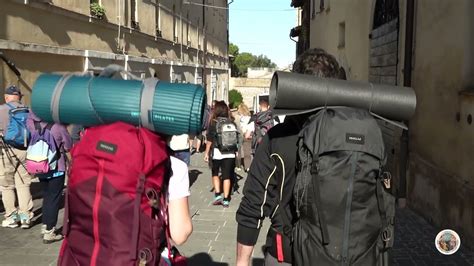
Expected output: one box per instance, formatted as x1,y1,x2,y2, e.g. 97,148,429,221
375,170,393,249
310,155,331,245
33,122,54,135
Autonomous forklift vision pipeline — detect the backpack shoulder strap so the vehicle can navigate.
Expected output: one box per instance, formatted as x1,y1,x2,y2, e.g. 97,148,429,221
42,123,54,135
33,121,42,132
303,110,331,245
310,154,330,245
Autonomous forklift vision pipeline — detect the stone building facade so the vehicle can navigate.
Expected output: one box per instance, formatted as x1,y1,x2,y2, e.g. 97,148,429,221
292,0,474,244
0,0,230,104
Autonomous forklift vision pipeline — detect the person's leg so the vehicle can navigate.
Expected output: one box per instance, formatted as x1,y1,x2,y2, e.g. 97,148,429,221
243,141,252,171
43,176,64,228
0,148,19,228
221,158,235,207
195,134,202,153
40,178,49,228
42,174,65,244
12,149,33,228
264,253,292,266
211,160,223,205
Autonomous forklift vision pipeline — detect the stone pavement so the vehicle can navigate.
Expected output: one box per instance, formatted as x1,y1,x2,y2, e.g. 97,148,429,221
0,153,473,265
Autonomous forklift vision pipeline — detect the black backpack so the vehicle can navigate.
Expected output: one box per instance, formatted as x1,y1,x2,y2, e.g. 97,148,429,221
293,107,395,266
216,117,239,153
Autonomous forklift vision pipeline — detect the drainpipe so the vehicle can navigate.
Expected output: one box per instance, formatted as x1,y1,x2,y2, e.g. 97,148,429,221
399,0,415,208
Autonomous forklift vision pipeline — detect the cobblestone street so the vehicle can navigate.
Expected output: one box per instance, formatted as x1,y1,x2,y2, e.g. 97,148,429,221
0,153,473,265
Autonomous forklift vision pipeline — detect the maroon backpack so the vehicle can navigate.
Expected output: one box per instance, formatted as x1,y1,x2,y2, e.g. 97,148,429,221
59,122,174,266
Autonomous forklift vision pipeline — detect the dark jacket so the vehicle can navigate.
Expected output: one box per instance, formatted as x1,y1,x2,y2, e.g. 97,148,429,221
236,117,302,263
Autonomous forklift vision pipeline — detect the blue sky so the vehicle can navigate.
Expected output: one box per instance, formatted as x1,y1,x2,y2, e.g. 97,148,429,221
229,0,297,68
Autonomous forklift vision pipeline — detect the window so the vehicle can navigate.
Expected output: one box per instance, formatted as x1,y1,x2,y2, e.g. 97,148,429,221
131,0,139,29
155,0,161,37
186,12,190,46
173,4,178,42
338,22,346,48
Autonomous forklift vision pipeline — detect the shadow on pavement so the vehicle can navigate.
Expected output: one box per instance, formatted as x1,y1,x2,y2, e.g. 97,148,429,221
187,253,229,265
189,170,203,188
252,258,265,266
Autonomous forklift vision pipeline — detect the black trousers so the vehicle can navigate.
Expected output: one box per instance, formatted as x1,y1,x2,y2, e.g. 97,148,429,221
41,174,65,230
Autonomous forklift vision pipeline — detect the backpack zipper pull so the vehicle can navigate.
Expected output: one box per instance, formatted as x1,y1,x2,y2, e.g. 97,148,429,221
383,172,392,189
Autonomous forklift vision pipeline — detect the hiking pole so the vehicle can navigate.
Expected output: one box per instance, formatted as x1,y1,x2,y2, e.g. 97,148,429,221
0,50,32,92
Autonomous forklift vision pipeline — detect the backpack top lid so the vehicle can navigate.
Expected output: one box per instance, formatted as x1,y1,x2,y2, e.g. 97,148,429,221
69,122,170,207
300,107,385,160
216,117,234,129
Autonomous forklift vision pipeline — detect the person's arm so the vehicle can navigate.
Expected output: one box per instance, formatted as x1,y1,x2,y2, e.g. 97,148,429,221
204,140,212,162
168,197,192,245
168,158,193,245
204,123,215,162
236,135,277,265
60,125,73,152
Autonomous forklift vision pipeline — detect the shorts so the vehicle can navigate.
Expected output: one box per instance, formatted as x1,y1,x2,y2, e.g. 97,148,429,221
211,158,235,180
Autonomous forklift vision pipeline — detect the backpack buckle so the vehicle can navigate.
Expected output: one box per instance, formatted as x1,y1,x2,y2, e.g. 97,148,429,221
310,161,318,175
381,227,392,242
146,188,160,209
382,172,392,189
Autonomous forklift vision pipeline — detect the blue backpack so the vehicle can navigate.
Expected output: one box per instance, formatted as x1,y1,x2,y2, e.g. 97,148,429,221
4,103,30,149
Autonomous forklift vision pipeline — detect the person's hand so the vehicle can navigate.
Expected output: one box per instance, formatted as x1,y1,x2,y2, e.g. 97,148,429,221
204,153,209,162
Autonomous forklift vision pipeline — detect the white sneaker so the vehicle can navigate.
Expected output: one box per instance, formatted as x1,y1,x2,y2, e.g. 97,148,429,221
43,228,64,244
40,224,47,235
2,213,19,228
19,213,32,229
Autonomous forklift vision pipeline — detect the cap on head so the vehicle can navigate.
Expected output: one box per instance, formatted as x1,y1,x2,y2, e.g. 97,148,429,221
5,85,22,96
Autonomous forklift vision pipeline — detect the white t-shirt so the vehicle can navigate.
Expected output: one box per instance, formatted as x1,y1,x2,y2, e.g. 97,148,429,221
239,115,251,133
168,156,191,201
169,134,190,151
212,148,236,160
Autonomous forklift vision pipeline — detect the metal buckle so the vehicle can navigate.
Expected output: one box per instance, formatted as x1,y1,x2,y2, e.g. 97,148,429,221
138,248,153,266
382,171,392,189
382,227,392,242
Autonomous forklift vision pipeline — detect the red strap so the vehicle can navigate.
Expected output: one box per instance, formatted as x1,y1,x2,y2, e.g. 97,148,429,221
91,159,105,266
276,233,284,262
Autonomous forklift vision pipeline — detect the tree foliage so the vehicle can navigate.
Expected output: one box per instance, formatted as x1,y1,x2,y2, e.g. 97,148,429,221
229,43,277,77
228,89,243,109
229,43,239,57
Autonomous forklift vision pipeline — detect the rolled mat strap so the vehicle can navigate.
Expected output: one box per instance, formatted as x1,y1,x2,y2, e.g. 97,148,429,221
140,78,158,131
50,74,73,123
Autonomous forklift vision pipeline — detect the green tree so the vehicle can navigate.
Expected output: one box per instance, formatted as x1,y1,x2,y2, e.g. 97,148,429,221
229,43,239,57
228,89,243,109
234,52,256,77
229,43,277,77
253,55,277,68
